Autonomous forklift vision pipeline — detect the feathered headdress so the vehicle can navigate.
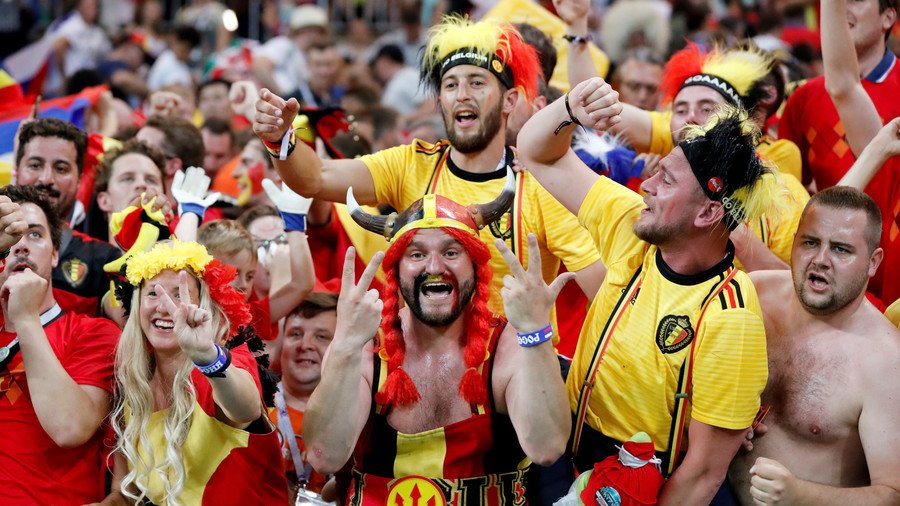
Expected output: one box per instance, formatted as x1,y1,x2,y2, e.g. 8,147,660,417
420,15,541,102
125,240,252,337
659,43,774,109
678,106,784,230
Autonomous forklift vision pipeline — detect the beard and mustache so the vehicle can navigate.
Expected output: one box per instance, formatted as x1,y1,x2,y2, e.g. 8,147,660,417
400,272,476,327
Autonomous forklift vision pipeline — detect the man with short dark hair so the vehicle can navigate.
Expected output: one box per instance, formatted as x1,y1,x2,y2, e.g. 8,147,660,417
137,115,206,196
198,78,235,122
0,185,120,504
201,118,237,177
729,186,900,505
519,82,775,504
613,47,664,111
15,118,121,316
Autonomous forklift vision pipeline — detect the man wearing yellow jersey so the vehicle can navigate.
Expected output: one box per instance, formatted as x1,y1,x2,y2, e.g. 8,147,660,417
519,79,775,505
252,16,605,341
610,44,809,272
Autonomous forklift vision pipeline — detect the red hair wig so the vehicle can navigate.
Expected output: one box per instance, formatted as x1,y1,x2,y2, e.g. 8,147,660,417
375,227,494,407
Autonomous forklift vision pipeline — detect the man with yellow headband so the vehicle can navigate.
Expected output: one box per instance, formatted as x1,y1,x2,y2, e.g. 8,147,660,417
304,183,571,504
252,15,605,345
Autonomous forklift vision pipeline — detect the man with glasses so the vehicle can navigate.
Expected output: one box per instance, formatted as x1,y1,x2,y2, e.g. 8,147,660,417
613,48,664,111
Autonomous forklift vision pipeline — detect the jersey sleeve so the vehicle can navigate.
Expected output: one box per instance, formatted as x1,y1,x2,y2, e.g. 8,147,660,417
648,111,675,156
64,316,119,392
533,182,601,272
193,343,263,417
358,144,412,207
691,308,768,429
577,177,645,265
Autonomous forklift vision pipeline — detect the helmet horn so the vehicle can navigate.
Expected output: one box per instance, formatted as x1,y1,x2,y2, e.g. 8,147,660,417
346,187,396,238
468,168,516,229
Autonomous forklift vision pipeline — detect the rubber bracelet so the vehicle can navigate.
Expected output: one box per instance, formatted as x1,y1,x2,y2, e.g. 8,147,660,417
563,33,593,44
517,324,554,347
194,344,232,377
280,212,307,233
178,202,207,219
554,93,583,135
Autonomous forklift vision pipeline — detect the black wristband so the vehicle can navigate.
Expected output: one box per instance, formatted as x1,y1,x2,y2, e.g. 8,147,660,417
563,34,593,44
554,92,584,135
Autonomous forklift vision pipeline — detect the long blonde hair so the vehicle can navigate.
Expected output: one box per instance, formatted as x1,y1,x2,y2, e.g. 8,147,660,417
112,272,231,505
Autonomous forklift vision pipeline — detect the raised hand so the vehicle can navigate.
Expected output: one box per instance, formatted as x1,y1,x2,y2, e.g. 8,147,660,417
1,268,48,327
0,196,27,253
229,80,260,123
570,78,623,132
871,116,900,159
496,233,576,334
553,0,591,27
157,271,217,364
253,88,301,144
171,167,220,218
333,247,385,352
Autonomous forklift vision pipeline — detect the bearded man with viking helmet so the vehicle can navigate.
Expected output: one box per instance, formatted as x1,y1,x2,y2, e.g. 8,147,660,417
302,175,572,505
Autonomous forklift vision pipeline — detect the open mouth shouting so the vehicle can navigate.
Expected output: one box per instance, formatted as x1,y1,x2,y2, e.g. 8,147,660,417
806,271,831,293
454,108,479,129
417,273,458,304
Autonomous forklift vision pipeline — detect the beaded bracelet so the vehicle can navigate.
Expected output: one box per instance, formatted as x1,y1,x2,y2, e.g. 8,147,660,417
194,344,232,377
517,324,554,348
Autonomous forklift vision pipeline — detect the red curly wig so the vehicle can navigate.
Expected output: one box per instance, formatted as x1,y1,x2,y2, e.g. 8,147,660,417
375,227,494,408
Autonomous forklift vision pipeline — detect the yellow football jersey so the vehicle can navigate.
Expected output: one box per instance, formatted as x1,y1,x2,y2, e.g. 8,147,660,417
569,177,768,450
360,139,601,341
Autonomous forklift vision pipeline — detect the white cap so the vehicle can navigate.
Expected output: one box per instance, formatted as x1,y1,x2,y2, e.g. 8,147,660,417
289,5,328,31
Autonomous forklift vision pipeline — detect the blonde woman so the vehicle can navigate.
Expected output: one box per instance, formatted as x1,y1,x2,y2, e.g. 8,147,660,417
96,240,287,505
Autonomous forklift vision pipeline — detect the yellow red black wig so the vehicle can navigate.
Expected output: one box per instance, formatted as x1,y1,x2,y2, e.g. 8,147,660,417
420,15,541,102
659,43,774,111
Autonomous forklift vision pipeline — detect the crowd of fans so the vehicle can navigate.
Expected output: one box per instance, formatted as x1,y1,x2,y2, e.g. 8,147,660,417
0,0,898,504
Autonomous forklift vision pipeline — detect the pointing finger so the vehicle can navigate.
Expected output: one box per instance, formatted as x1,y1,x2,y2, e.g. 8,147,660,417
357,251,385,292
340,247,357,298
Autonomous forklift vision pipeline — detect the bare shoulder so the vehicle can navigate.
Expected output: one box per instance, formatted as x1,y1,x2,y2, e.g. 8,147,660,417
748,270,794,312
855,303,900,371
748,269,791,291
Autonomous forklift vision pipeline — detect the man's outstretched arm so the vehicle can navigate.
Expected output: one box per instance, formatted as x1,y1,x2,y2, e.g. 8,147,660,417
253,89,379,204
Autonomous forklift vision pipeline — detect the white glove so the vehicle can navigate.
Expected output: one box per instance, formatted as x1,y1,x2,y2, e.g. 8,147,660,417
171,167,221,218
261,179,312,232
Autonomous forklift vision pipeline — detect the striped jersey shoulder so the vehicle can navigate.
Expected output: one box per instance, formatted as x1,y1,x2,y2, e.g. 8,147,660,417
702,269,759,311
412,138,451,155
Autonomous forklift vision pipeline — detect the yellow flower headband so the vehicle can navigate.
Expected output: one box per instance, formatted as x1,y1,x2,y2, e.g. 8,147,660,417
126,240,213,286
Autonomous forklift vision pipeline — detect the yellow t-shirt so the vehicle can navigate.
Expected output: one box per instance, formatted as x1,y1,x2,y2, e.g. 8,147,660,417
568,177,768,450
646,113,809,269
360,140,601,339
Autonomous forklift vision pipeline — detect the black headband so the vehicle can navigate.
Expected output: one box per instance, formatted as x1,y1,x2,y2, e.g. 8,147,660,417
679,137,746,230
439,48,514,89
679,74,743,107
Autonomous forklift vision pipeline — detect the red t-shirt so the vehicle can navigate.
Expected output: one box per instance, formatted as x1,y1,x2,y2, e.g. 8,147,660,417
248,294,276,341
779,52,900,304
0,308,119,505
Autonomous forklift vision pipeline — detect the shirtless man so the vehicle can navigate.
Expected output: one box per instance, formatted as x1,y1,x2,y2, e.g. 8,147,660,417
729,186,900,505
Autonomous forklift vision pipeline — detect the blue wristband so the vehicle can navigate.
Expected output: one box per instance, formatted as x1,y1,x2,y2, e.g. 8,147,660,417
179,202,207,219
281,212,307,233
517,324,554,347
193,344,232,377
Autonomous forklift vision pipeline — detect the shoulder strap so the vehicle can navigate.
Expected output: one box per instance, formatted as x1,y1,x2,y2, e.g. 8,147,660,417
663,267,738,476
274,385,311,484
571,267,644,454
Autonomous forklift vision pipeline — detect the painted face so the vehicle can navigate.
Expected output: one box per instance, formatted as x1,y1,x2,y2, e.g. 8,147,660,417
670,86,726,142
218,249,257,301
791,204,879,315
281,309,336,389
634,147,706,245
0,203,58,288
398,228,476,327
15,136,80,222
139,269,201,352
98,153,165,215
618,59,663,111
247,215,285,298
439,65,505,154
